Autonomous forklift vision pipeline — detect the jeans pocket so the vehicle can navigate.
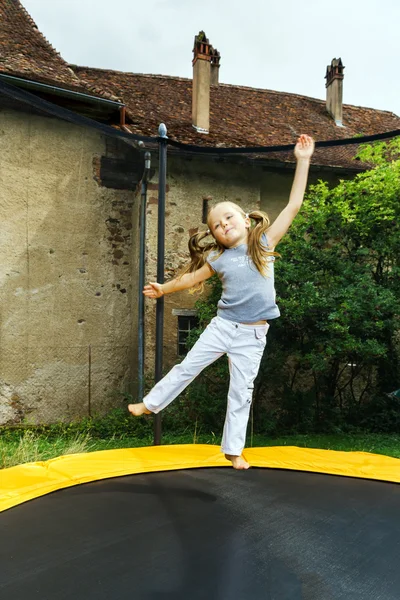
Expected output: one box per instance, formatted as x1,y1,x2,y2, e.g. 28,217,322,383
255,324,270,340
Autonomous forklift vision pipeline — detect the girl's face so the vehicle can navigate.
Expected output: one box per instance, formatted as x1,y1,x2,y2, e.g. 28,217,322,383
208,203,250,248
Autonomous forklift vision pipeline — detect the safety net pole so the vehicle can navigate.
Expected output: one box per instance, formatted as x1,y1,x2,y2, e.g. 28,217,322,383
154,124,168,445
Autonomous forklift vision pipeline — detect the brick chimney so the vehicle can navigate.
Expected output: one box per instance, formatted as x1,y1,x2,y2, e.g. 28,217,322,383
192,31,213,134
210,47,221,86
325,58,345,126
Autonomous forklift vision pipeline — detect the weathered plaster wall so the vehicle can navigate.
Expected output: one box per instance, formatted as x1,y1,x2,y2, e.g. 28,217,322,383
0,110,139,424
0,110,357,423
260,167,349,220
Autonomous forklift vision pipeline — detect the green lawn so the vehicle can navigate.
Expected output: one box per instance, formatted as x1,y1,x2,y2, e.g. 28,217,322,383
1,429,399,469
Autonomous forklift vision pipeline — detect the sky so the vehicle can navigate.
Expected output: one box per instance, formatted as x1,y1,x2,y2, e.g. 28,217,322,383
22,0,400,117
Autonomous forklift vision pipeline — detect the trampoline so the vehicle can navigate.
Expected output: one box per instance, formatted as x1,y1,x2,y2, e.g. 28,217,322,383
1,445,400,600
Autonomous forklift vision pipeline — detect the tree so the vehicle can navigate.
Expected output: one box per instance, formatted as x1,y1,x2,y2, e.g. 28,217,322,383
258,137,400,432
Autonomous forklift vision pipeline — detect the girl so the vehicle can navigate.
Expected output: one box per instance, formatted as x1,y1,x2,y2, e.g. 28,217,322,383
129,134,315,469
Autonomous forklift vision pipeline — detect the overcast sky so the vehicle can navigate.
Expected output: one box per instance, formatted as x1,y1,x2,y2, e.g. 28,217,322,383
22,0,400,117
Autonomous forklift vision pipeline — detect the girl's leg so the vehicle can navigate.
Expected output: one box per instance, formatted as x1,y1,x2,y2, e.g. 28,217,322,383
131,317,226,415
222,324,269,468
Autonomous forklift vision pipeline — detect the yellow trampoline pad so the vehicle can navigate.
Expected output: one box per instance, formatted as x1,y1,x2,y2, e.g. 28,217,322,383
1,444,399,512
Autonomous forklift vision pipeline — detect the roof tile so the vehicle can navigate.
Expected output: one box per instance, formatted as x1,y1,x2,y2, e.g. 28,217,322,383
72,67,400,169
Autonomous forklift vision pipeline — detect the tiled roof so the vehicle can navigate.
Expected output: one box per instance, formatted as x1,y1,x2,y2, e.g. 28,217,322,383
0,0,120,101
72,67,400,170
1,1,399,169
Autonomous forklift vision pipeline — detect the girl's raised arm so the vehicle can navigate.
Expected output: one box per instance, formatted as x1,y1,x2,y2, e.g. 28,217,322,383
143,262,215,299
266,134,314,249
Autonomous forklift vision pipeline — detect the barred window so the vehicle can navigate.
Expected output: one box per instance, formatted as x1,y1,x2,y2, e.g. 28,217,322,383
173,310,199,356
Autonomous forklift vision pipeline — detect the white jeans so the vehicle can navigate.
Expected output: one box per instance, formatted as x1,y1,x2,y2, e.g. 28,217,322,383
144,316,269,455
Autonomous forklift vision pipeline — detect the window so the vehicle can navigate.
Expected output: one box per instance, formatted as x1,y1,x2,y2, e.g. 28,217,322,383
173,310,199,355
202,196,212,223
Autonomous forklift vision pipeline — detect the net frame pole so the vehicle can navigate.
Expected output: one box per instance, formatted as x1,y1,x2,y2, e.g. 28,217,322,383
154,124,168,445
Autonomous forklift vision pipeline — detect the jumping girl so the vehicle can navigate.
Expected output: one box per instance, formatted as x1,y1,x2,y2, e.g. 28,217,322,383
129,134,315,469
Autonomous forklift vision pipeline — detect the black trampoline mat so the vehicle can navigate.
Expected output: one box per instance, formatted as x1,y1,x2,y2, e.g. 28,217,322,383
1,467,400,600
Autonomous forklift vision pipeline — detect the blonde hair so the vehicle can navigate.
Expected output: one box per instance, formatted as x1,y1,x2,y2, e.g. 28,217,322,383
178,201,280,293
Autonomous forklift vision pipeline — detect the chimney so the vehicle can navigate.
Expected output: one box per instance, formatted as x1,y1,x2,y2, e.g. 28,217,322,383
210,47,221,86
192,31,212,134
325,58,345,127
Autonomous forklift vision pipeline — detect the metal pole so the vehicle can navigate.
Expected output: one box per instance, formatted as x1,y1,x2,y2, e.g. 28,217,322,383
154,123,168,445
138,152,151,402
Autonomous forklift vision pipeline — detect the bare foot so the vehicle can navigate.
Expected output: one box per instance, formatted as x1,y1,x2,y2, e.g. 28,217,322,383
225,454,250,470
128,403,151,416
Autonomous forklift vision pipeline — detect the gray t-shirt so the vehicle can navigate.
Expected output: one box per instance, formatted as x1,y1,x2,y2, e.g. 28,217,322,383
206,235,280,323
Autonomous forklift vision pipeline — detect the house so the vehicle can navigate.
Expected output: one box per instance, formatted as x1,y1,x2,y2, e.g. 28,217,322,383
0,0,144,424
1,3,399,424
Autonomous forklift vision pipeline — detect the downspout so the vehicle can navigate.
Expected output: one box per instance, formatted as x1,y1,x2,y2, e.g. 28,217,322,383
138,151,151,402
119,106,127,129
120,103,150,399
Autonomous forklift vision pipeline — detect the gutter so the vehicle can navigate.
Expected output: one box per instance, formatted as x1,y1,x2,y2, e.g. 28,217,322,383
0,73,124,109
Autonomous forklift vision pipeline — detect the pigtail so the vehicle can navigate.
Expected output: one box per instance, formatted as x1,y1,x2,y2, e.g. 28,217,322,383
247,210,280,277
187,231,216,270
177,230,221,294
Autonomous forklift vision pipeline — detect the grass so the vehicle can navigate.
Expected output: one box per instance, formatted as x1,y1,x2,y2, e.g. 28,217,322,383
0,430,95,469
1,427,399,469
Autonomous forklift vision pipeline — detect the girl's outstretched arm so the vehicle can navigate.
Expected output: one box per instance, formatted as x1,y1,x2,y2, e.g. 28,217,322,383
266,134,314,249
143,262,215,299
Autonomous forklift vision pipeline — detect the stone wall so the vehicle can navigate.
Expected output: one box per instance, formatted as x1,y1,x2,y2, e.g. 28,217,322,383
0,111,353,425
0,110,139,424
260,167,347,220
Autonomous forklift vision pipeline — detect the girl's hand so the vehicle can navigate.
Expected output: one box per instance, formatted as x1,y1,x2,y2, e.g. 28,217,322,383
294,134,315,160
143,282,164,298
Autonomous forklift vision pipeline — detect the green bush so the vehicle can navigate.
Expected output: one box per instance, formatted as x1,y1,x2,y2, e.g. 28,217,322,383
264,137,400,433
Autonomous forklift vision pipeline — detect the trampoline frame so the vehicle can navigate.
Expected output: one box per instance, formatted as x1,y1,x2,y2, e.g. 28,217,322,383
1,444,399,513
